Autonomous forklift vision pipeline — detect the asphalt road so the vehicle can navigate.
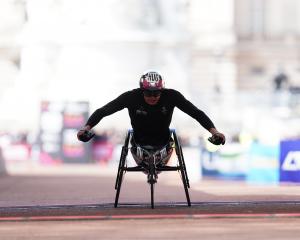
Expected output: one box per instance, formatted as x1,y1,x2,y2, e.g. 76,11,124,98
1,165,300,239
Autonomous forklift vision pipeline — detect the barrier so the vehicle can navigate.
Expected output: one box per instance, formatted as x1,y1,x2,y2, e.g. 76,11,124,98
246,142,279,184
0,147,7,175
280,139,300,183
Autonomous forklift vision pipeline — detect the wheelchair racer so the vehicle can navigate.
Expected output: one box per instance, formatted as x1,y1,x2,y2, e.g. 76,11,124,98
77,70,226,167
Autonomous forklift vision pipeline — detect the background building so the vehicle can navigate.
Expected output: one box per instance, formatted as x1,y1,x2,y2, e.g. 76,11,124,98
0,0,300,139
235,0,300,90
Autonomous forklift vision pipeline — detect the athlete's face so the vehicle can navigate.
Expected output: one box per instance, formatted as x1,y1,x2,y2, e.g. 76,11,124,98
143,90,161,105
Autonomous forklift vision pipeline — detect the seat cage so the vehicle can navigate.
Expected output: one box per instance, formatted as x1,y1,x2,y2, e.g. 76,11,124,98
114,129,191,209
133,142,171,167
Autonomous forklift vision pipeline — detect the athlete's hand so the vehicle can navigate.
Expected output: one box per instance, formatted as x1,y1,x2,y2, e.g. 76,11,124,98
208,132,226,145
77,126,94,142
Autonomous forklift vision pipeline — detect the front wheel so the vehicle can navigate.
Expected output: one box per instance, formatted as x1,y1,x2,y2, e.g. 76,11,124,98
148,158,156,209
150,181,154,209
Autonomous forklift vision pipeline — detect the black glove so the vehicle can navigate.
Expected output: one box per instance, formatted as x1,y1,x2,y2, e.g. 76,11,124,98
78,130,95,142
208,134,225,145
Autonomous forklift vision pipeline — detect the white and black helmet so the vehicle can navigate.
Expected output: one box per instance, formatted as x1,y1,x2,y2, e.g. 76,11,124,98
139,71,165,90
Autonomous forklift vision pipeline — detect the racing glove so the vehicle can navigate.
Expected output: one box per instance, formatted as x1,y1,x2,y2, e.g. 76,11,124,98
78,130,95,142
208,133,225,145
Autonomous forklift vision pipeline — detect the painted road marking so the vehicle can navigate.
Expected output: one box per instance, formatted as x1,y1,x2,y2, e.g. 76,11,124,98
1,201,300,221
2,200,300,209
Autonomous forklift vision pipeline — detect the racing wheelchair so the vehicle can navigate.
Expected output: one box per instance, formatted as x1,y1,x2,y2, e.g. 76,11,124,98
114,129,191,209
78,128,223,209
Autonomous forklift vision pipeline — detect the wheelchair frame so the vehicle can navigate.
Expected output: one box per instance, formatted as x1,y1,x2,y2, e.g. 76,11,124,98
114,129,191,209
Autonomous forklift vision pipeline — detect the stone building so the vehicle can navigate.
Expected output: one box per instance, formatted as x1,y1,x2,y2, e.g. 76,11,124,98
235,0,300,90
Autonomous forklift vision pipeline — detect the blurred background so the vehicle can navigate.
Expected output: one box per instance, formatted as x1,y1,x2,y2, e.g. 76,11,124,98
1,0,300,184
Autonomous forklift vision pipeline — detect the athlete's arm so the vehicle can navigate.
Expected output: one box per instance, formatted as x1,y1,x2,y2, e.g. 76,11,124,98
172,90,225,144
77,92,129,141
85,92,129,129
172,90,215,130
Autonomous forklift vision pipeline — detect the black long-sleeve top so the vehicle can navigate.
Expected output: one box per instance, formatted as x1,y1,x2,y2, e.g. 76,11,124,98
86,88,215,146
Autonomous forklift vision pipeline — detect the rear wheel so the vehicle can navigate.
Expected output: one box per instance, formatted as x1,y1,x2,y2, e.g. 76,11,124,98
114,168,124,208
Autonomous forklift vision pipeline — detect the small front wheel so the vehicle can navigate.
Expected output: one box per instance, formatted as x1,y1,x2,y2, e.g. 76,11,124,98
150,181,154,209
147,158,156,209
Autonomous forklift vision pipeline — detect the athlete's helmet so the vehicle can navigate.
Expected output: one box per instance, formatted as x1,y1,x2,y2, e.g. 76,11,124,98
139,71,165,90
